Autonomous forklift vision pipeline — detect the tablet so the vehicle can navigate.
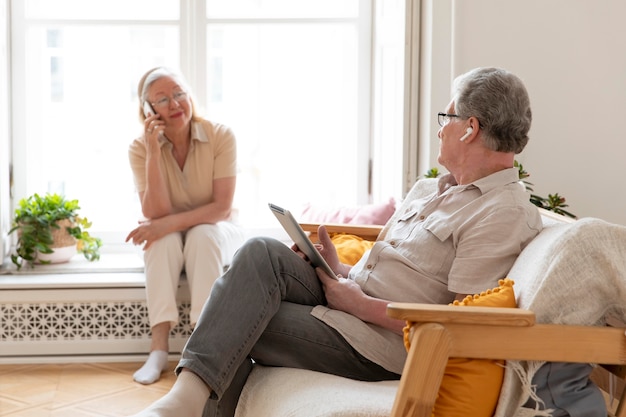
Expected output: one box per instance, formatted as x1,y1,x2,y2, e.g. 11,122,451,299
268,203,337,279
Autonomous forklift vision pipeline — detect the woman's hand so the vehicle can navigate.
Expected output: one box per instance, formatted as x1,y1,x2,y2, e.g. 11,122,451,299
125,217,172,250
143,113,165,152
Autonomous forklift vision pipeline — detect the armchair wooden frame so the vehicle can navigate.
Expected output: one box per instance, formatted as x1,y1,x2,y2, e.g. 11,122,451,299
299,222,383,244
386,303,626,417
299,219,626,417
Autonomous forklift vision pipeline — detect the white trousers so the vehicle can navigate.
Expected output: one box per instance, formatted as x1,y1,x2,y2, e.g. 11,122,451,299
143,222,245,328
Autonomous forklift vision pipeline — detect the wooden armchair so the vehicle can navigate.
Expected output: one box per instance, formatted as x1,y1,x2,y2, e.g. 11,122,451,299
299,208,626,417
386,303,626,417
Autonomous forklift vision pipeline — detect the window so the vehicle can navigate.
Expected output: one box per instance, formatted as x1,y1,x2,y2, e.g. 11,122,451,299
9,0,406,249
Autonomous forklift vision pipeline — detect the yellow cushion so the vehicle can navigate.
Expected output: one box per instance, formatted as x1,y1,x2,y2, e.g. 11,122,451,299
403,279,516,417
435,279,516,417
331,233,375,266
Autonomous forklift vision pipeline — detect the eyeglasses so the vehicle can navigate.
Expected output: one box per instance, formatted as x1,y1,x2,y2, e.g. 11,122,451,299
437,112,459,127
151,91,189,109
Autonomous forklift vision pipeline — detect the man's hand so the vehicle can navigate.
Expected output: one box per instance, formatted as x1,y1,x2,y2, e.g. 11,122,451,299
291,225,351,277
316,267,405,334
317,269,366,314
315,225,342,272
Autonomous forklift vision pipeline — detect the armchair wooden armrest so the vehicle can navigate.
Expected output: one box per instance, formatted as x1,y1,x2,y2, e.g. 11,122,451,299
386,303,626,417
387,303,626,362
299,222,383,243
388,303,535,327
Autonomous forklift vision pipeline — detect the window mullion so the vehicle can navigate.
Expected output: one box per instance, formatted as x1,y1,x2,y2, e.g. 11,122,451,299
358,0,373,203
180,0,207,106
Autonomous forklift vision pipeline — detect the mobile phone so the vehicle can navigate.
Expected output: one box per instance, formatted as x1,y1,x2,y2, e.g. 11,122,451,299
143,101,155,117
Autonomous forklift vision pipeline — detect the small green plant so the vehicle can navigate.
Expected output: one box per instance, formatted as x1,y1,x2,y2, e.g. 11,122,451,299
424,167,440,179
9,193,103,269
421,162,577,219
514,161,576,218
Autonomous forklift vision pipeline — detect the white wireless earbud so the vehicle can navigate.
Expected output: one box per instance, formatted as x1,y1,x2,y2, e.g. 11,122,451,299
459,127,473,142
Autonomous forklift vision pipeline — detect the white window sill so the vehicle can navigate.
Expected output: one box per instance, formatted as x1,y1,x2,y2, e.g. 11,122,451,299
0,226,295,290
0,252,145,290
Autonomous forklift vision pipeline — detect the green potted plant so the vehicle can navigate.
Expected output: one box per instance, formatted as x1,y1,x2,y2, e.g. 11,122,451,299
9,193,103,269
514,161,576,218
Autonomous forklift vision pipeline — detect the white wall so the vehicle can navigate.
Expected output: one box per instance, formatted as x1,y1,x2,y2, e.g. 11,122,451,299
419,0,626,225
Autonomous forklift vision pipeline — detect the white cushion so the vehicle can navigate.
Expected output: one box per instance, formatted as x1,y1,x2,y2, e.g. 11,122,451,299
235,365,398,417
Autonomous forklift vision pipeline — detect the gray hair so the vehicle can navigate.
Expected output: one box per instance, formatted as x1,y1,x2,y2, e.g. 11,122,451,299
453,67,532,154
137,67,199,121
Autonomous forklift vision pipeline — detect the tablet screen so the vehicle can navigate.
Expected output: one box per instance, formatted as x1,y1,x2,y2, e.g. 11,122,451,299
268,203,337,279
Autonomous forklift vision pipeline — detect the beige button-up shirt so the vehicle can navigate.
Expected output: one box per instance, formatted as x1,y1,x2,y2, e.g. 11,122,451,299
128,119,237,214
312,168,543,374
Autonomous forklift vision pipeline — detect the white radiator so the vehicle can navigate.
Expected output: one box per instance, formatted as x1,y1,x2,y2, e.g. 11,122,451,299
0,273,192,362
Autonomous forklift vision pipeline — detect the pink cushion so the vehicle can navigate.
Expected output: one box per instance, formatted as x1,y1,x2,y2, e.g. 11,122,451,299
299,198,396,225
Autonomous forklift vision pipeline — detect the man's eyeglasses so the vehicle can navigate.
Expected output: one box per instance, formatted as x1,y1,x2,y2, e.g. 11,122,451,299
437,112,459,127
151,91,188,109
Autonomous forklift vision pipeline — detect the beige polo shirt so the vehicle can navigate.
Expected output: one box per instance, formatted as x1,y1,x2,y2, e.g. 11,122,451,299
128,119,237,214
311,168,543,374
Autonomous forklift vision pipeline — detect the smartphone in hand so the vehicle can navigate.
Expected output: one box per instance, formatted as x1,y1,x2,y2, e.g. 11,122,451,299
143,101,155,117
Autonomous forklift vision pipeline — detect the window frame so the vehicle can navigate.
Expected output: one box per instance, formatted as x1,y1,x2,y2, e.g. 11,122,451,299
4,0,412,254
0,0,10,263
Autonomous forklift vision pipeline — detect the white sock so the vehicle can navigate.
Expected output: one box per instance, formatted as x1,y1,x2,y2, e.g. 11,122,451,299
133,350,169,385
130,370,211,417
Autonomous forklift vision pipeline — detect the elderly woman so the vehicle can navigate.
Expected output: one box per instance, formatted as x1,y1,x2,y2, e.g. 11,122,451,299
126,67,244,385
131,67,542,417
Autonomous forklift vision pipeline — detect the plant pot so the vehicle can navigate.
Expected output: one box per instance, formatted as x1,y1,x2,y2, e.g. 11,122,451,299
36,219,77,264
10,193,101,269
36,244,77,264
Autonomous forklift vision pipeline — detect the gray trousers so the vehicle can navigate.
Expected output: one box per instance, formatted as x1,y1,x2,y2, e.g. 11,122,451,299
176,237,400,417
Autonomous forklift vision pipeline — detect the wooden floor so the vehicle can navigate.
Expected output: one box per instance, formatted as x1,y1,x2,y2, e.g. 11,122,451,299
1,361,621,416
0,362,177,417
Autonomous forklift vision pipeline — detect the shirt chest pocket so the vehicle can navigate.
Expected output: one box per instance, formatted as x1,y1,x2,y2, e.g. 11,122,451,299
405,216,455,280
385,209,420,241
386,208,454,241
421,216,453,242
402,215,455,277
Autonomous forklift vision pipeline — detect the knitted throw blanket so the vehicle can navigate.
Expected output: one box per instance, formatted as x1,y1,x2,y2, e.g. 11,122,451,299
495,217,626,416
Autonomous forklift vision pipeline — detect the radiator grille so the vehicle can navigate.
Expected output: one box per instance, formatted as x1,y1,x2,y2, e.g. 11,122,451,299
0,301,192,342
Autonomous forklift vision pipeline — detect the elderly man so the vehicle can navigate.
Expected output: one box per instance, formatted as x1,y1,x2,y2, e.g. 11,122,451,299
132,67,542,417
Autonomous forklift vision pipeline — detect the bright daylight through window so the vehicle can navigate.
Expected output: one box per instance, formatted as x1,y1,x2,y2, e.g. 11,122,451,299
9,0,405,249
